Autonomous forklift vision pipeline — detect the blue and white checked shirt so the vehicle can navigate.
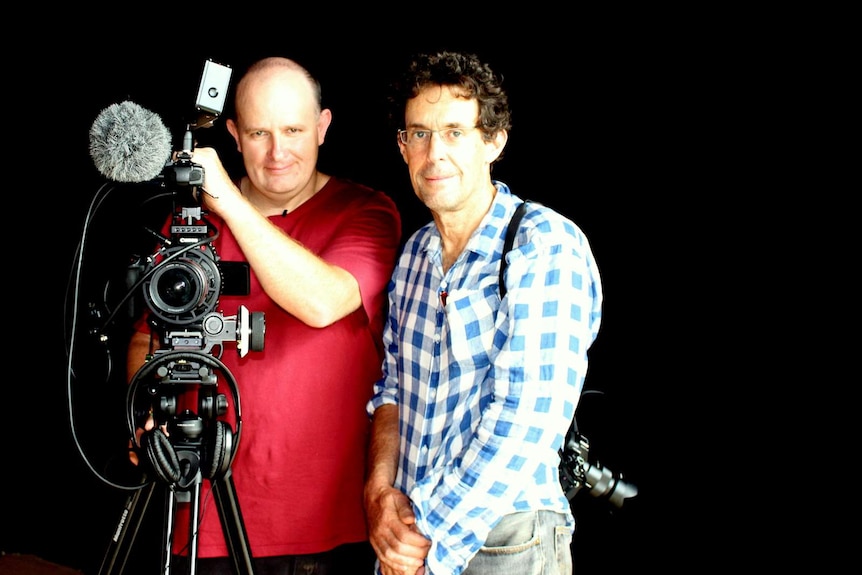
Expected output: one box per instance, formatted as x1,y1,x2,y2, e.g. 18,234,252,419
367,182,603,575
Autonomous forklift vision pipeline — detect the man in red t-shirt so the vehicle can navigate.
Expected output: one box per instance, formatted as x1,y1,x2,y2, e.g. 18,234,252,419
127,56,401,574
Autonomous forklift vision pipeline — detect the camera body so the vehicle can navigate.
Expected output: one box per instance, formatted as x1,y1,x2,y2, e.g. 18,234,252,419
138,204,263,358
559,430,637,508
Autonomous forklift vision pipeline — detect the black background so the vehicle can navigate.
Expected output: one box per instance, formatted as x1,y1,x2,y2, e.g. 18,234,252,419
3,19,701,574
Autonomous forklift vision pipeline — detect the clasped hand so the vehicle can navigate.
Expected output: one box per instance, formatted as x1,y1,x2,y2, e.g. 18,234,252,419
365,484,431,575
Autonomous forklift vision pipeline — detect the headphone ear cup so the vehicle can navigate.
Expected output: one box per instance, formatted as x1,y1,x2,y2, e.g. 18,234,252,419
142,428,181,484
205,421,234,480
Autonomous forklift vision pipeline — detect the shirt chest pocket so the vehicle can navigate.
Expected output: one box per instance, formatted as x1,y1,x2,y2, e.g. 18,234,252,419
442,278,499,369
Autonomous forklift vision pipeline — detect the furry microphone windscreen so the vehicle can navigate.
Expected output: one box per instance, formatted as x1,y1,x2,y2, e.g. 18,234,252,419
89,101,172,183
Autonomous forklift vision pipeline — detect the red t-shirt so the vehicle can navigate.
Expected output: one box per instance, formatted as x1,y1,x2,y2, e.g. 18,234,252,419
134,177,400,558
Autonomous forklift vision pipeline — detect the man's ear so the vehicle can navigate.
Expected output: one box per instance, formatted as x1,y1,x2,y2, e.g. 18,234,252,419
226,118,241,153
398,137,409,164
317,109,333,144
486,129,508,164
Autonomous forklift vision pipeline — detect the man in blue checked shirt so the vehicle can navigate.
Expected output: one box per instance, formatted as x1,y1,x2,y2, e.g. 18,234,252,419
364,51,604,575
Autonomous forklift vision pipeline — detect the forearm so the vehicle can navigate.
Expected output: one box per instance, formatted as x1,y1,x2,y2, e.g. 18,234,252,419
127,329,156,383
366,404,400,493
221,196,361,327
366,404,431,572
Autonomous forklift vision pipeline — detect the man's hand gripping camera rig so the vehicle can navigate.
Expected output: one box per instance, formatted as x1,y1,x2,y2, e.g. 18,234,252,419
99,60,264,575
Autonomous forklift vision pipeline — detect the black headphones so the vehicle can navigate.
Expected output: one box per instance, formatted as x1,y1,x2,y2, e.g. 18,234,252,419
127,351,242,489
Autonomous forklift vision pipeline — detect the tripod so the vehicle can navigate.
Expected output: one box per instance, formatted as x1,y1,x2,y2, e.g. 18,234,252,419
99,466,256,575
100,350,257,575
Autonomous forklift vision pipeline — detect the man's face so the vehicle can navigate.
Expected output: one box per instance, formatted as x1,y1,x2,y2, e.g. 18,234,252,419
399,85,501,214
230,69,330,197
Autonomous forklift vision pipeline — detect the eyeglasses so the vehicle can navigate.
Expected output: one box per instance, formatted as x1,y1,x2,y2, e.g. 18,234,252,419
397,126,479,147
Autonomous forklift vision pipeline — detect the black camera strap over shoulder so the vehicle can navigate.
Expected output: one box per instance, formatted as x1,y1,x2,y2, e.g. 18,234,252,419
499,200,531,299
497,199,636,506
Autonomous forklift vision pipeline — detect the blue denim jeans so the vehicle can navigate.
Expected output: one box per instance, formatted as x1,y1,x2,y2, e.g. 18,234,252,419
462,510,573,575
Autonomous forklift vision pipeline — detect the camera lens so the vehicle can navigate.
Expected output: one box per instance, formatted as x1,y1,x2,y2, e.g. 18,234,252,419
156,265,200,309
145,248,222,325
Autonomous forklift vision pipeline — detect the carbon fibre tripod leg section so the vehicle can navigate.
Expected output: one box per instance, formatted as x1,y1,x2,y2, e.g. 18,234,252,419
98,471,257,575
99,481,158,575
211,469,256,575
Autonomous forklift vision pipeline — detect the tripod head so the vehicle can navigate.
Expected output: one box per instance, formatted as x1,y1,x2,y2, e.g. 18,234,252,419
127,350,242,489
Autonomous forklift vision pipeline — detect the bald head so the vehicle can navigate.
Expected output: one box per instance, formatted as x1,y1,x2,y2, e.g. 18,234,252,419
234,57,322,120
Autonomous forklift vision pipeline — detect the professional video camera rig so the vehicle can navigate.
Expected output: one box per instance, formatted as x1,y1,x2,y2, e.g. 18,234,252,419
97,59,264,575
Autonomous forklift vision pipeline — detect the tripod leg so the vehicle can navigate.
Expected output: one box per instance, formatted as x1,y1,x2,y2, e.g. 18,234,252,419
162,485,178,575
187,477,202,575
99,482,159,575
211,469,257,575
158,470,202,575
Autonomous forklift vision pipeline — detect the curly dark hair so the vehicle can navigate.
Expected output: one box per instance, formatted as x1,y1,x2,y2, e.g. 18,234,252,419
387,51,511,150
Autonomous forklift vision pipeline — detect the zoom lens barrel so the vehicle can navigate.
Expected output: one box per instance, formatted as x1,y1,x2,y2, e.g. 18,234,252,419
145,247,221,325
